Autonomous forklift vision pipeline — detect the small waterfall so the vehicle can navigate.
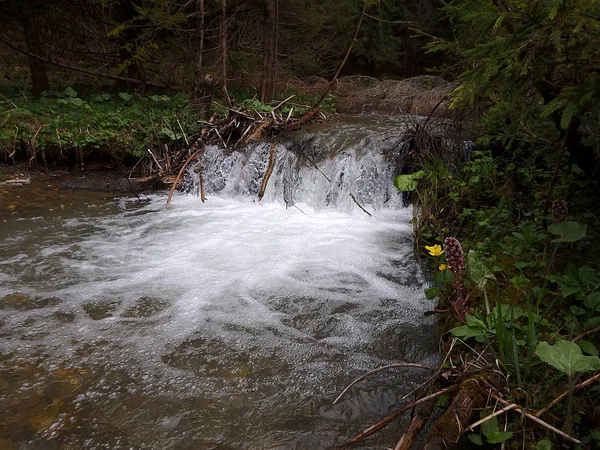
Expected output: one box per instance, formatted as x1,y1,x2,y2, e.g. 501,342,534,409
184,116,411,211
0,116,441,449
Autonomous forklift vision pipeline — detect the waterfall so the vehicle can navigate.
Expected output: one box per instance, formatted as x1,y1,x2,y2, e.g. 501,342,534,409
183,116,410,211
0,116,439,450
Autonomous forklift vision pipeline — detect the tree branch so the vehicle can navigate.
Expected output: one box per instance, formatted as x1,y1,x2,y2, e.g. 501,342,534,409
0,38,169,90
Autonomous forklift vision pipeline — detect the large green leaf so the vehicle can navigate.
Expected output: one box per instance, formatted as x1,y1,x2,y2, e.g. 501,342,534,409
394,170,424,192
547,221,587,243
467,250,495,290
584,292,600,312
536,340,600,375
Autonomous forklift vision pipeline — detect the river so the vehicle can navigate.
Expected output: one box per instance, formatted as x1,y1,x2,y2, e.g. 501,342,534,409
0,116,438,449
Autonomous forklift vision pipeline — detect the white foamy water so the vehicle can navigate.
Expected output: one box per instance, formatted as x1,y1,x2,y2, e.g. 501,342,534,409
0,119,438,449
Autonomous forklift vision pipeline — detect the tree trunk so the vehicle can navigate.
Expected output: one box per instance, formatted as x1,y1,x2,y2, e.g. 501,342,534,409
259,0,278,104
192,0,212,118
21,0,49,96
219,0,231,105
114,0,143,87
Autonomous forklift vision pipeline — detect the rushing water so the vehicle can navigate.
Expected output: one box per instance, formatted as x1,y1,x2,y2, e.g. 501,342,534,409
0,117,438,449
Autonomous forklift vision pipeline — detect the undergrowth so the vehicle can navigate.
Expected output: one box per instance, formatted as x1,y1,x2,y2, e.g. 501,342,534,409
0,86,336,167
403,139,600,448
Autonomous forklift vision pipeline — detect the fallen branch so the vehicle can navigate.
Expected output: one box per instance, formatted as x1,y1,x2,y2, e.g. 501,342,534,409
339,387,456,450
394,397,436,450
466,402,517,431
166,145,204,205
492,394,585,447
258,143,278,201
334,362,436,405
423,376,488,449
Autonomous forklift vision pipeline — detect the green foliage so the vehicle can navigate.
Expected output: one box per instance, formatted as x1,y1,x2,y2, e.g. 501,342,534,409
393,170,424,192
547,221,587,243
426,0,600,158
0,88,201,159
536,340,600,376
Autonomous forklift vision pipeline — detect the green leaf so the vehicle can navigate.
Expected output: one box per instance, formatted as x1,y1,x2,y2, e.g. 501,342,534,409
452,315,489,340
467,250,496,290
119,92,134,102
434,393,451,408
434,269,456,284
569,305,586,316
64,87,78,98
161,127,176,140
577,340,598,356
425,287,440,300
535,439,552,450
584,292,600,312
394,170,424,192
481,415,513,444
510,274,530,289
468,433,483,445
547,221,587,243
536,340,600,375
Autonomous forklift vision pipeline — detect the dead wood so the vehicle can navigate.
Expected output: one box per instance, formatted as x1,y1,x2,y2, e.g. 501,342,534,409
245,120,272,143
166,145,205,205
258,143,278,201
423,376,488,450
534,371,600,418
349,193,373,217
394,397,436,450
339,387,456,450
491,393,585,447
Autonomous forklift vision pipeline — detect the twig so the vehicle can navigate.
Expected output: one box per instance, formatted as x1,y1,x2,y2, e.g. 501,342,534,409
147,148,164,171
166,146,204,205
492,394,585,447
467,403,518,431
534,371,600,418
272,94,295,112
333,363,436,405
176,118,189,145
572,325,600,342
394,397,436,450
338,387,456,450
349,193,373,217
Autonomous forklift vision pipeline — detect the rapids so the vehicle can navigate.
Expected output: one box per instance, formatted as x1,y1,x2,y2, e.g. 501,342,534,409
0,116,438,449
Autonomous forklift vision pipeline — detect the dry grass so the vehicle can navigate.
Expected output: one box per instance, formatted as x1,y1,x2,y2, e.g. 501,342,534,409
334,75,458,116
265,74,459,117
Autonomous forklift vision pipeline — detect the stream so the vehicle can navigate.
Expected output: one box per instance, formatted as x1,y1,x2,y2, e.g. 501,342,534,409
0,116,438,449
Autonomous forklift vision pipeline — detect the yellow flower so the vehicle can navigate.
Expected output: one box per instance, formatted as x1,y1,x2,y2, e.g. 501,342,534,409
438,264,448,271
425,244,444,257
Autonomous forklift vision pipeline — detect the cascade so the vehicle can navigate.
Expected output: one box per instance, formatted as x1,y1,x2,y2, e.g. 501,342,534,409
183,116,411,211
0,116,440,449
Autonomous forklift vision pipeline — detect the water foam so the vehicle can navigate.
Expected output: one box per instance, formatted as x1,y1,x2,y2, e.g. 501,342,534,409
0,118,439,448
